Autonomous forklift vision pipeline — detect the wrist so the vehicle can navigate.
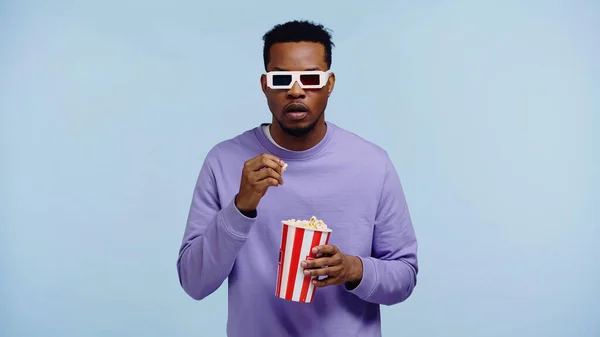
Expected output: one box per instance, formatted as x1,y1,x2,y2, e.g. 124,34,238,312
234,194,257,218
234,194,254,212
347,256,363,286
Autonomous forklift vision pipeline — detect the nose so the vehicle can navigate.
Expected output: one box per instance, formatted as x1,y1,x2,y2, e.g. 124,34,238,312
287,81,306,99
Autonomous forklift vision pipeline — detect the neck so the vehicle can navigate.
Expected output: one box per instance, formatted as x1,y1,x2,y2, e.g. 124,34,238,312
269,117,327,151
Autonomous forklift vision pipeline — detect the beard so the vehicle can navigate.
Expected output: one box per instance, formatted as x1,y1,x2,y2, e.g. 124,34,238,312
272,108,325,138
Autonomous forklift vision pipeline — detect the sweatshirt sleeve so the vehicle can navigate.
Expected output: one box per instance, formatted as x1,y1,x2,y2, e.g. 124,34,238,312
346,153,419,305
177,154,256,300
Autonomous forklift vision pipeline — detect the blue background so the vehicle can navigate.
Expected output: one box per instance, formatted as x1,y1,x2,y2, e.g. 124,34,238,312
1,1,598,336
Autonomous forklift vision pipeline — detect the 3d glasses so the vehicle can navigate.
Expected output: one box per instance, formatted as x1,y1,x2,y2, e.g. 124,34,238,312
266,70,331,90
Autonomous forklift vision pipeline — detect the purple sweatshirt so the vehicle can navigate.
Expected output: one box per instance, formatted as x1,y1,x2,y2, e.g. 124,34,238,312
177,122,418,337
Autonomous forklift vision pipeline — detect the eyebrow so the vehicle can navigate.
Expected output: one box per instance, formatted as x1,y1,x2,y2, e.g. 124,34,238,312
272,67,322,71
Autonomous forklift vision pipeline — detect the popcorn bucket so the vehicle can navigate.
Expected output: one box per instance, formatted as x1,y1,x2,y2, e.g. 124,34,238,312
275,219,332,303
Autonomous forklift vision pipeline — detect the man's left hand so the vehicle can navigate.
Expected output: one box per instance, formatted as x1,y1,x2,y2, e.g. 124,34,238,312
300,245,363,288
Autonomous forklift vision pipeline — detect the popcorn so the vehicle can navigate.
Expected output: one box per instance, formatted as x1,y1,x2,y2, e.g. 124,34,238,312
276,215,332,302
282,216,330,232
281,162,288,172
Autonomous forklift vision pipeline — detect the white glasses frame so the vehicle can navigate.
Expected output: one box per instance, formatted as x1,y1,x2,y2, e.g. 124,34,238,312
266,70,332,89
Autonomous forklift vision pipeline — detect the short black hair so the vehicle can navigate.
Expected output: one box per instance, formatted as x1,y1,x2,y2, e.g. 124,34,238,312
262,20,334,71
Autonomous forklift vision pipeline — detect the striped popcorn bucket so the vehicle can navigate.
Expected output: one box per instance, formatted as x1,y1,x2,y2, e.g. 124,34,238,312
275,221,332,303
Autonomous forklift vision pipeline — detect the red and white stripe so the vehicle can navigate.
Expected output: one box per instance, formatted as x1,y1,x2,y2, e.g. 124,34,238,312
275,223,330,303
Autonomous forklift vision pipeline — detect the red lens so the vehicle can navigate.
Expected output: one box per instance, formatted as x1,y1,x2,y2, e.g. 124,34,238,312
300,74,320,86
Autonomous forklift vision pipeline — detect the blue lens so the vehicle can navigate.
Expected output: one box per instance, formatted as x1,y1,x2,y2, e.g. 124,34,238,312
273,75,292,86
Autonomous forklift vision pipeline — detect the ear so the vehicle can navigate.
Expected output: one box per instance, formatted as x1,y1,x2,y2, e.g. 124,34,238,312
260,74,267,95
326,72,336,97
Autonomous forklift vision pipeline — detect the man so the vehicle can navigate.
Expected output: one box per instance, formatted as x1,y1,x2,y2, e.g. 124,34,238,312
177,20,418,336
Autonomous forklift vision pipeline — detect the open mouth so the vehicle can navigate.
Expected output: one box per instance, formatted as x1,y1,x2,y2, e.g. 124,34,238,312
284,103,309,121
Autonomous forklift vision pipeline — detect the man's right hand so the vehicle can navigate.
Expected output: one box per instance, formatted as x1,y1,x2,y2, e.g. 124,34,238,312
235,153,286,213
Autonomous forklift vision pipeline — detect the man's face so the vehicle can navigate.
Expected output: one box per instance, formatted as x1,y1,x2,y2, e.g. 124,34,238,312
261,42,335,137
